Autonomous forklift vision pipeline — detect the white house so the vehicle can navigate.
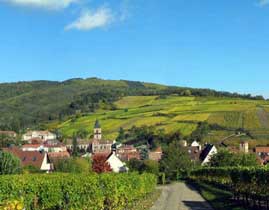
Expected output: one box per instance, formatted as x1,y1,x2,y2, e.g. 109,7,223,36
22,141,67,153
22,144,44,152
22,131,56,142
191,140,200,147
200,144,217,166
191,140,202,151
106,152,128,173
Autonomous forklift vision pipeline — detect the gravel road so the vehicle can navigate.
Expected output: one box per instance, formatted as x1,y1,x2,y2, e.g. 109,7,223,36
150,182,213,210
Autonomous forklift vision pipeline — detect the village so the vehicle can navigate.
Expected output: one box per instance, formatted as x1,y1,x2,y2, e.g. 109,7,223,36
1,120,269,174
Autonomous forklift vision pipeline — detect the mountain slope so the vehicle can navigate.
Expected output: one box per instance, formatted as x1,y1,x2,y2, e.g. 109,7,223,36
0,78,264,132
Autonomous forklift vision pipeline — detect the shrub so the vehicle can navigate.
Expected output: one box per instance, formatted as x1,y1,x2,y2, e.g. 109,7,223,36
54,157,91,173
0,151,21,175
0,173,156,210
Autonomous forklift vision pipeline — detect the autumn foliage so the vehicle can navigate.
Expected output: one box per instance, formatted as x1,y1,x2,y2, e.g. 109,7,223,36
92,154,112,173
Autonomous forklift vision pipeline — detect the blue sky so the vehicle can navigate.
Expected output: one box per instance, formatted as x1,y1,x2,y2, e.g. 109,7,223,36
0,0,269,97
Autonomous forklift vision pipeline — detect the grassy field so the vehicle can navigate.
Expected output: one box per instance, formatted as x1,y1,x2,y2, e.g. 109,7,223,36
51,96,269,145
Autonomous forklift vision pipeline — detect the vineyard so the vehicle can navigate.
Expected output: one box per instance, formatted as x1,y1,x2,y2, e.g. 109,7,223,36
190,167,269,209
51,96,269,147
0,173,156,210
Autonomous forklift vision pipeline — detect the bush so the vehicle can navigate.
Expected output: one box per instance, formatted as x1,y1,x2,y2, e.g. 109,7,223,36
0,173,157,210
53,157,91,173
0,151,21,175
22,165,41,174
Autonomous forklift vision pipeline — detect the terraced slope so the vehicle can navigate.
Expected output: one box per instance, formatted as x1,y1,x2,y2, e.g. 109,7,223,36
53,96,269,145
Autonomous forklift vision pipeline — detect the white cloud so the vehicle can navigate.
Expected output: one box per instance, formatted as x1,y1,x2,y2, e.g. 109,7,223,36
1,0,77,10
65,7,114,31
257,0,269,7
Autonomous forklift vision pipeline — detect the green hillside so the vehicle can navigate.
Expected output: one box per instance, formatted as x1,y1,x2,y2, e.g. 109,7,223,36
0,77,262,132
51,95,269,147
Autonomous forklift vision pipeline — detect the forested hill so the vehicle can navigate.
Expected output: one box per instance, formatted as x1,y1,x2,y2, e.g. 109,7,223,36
0,77,264,131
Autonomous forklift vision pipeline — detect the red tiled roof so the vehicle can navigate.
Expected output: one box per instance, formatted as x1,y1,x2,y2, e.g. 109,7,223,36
255,147,269,153
3,147,46,169
22,144,42,148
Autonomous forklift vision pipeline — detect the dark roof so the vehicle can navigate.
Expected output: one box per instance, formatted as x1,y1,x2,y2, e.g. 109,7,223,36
94,120,101,129
200,144,214,162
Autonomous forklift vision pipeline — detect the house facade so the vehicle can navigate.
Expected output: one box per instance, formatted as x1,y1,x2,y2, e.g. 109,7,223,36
22,130,56,142
149,147,163,161
116,145,140,161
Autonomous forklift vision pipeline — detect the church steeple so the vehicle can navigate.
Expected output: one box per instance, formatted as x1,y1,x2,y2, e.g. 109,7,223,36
94,120,102,140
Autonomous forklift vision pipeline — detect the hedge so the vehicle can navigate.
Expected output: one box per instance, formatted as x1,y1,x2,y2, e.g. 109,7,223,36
190,167,269,208
0,173,157,210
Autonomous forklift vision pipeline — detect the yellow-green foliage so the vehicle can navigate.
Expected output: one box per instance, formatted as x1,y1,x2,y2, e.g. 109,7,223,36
0,199,24,210
243,109,261,129
0,173,156,210
172,113,210,122
115,96,157,109
52,96,269,139
208,112,243,128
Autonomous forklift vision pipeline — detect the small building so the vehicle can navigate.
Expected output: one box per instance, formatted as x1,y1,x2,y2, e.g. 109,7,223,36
22,130,56,142
239,141,249,153
188,146,202,162
92,139,113,154
200,144,217,166
43,140,67,153
106,152,128,173
149,147,163,161
22,144,44,152
255,146,269,156
22,140,67,153
191,140,202,150
65,138,90,152
116,145,140,161
3,147,52,172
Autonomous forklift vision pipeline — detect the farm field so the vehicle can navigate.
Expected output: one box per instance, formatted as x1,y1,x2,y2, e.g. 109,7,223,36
52,96,269,145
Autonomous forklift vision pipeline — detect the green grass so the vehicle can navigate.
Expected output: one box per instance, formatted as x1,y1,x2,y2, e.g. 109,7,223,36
188,181,246,210
51,95,269,145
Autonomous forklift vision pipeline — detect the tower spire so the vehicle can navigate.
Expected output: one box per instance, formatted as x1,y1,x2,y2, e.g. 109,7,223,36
94,120,102,140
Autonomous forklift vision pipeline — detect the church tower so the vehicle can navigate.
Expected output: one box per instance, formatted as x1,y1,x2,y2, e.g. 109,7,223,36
94,120,102,140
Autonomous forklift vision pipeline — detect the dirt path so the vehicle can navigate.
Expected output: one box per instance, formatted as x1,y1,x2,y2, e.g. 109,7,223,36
150,182,213,210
